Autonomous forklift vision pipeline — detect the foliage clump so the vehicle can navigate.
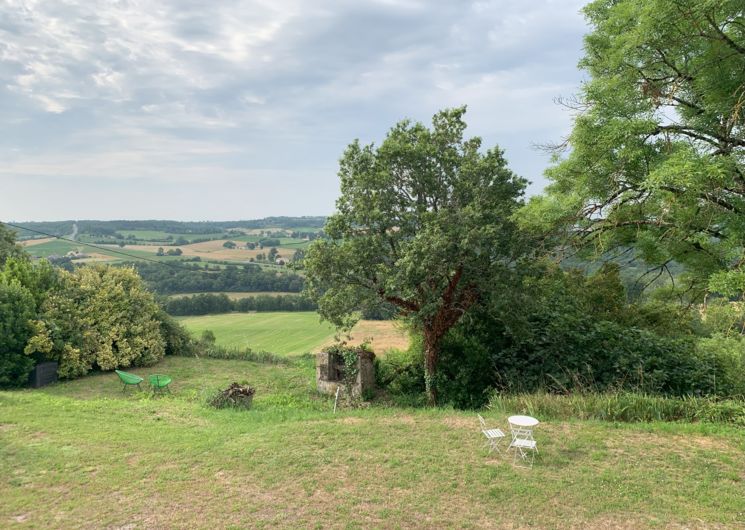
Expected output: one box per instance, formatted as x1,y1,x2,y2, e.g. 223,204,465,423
377,262,745,408
25,265,166,378
0,278,37,386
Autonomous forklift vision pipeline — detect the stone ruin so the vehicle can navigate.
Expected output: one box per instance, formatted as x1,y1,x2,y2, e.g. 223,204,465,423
316,347,375,399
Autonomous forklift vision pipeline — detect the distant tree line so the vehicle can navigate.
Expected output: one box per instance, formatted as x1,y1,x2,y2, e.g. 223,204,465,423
132,262,304,294
164,293,317,316
11,218,326,239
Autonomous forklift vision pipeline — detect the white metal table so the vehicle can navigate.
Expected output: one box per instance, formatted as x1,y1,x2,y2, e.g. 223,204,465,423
508,415,539,430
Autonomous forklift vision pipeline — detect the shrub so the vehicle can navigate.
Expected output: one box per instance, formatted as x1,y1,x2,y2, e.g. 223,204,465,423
431,261,735,404
375,343,425,404
696,334,745,398
435,327,495,409
157,310,196,356
0,280,36,387
200,329,217,346
25,265,166,378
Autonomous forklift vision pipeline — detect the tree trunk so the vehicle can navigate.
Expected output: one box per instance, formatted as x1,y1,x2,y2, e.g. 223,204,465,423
422,327,440,406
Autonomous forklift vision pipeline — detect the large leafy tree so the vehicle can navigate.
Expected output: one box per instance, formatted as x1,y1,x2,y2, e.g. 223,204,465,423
304,107,527,404
526,0,745,298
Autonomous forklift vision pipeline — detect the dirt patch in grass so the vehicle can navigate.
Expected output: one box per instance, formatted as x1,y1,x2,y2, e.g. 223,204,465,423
605,431,737,456
380,414,417,426
584,516,729,529
442,416,477,430
339,416,364,425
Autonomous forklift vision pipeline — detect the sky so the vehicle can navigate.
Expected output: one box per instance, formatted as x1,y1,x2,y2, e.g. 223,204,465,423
0,0,589,222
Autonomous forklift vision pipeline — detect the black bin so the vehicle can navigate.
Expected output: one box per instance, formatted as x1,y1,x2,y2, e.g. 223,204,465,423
29,362,58,388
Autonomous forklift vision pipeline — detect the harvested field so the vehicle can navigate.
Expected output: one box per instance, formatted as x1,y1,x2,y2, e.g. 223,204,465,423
323,319,410,354
107,240,296,262
19,237,56,247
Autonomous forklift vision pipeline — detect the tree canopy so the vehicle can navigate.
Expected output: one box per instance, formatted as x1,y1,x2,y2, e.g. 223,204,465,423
304,107,527,404
0,223,25,266
525,0,745,299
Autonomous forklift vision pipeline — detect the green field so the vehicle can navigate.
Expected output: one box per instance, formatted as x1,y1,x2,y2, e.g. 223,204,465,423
22,240,82,257
2,356,744,528
179,312,336,355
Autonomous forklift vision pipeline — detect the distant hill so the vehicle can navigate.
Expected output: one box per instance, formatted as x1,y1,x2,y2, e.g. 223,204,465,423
8,217,327,239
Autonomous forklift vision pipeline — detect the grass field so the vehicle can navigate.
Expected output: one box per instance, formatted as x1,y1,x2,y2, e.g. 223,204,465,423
21,239,82,257
179,312,409,355
179,312,338,355
2,356,744,528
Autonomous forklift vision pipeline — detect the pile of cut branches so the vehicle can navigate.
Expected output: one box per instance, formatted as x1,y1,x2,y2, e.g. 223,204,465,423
209,382,256,410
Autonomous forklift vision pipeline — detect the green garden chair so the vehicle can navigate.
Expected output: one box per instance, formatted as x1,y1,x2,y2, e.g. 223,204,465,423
115,370,143,392
149,374,172,394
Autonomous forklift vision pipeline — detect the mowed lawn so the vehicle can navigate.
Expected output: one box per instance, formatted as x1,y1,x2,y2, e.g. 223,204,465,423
178,312,337,355
1,356,744,529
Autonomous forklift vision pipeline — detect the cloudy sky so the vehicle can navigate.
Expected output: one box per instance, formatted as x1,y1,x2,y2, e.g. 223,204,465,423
1,0,588,221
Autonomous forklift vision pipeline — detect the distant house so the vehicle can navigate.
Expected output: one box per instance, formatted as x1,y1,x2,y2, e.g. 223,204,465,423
66,250,89,259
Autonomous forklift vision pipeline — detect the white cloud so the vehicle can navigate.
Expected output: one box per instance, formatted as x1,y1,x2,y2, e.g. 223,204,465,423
0,0,589,220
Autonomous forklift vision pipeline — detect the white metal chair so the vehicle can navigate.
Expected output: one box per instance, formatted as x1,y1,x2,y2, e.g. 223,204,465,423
478,414,506,454
508,418,539,468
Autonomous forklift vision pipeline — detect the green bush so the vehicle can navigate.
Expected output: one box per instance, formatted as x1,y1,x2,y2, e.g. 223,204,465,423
696,334,745,398
375,343,425,405
0,280,36,387
157,310,196,357
25,265,166,378
431,261,738,404
435,327,495,409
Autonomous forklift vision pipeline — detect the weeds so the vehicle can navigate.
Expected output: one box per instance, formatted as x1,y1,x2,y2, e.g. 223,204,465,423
487,391,745,425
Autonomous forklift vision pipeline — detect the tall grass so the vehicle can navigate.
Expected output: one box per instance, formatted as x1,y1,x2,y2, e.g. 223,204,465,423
171,343,290,365
487,391,745,425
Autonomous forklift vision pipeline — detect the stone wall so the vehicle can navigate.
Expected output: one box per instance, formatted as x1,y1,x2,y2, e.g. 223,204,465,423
316,347,375,398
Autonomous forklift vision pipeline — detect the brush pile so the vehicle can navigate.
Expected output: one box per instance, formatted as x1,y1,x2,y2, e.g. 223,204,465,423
209,382,256,410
